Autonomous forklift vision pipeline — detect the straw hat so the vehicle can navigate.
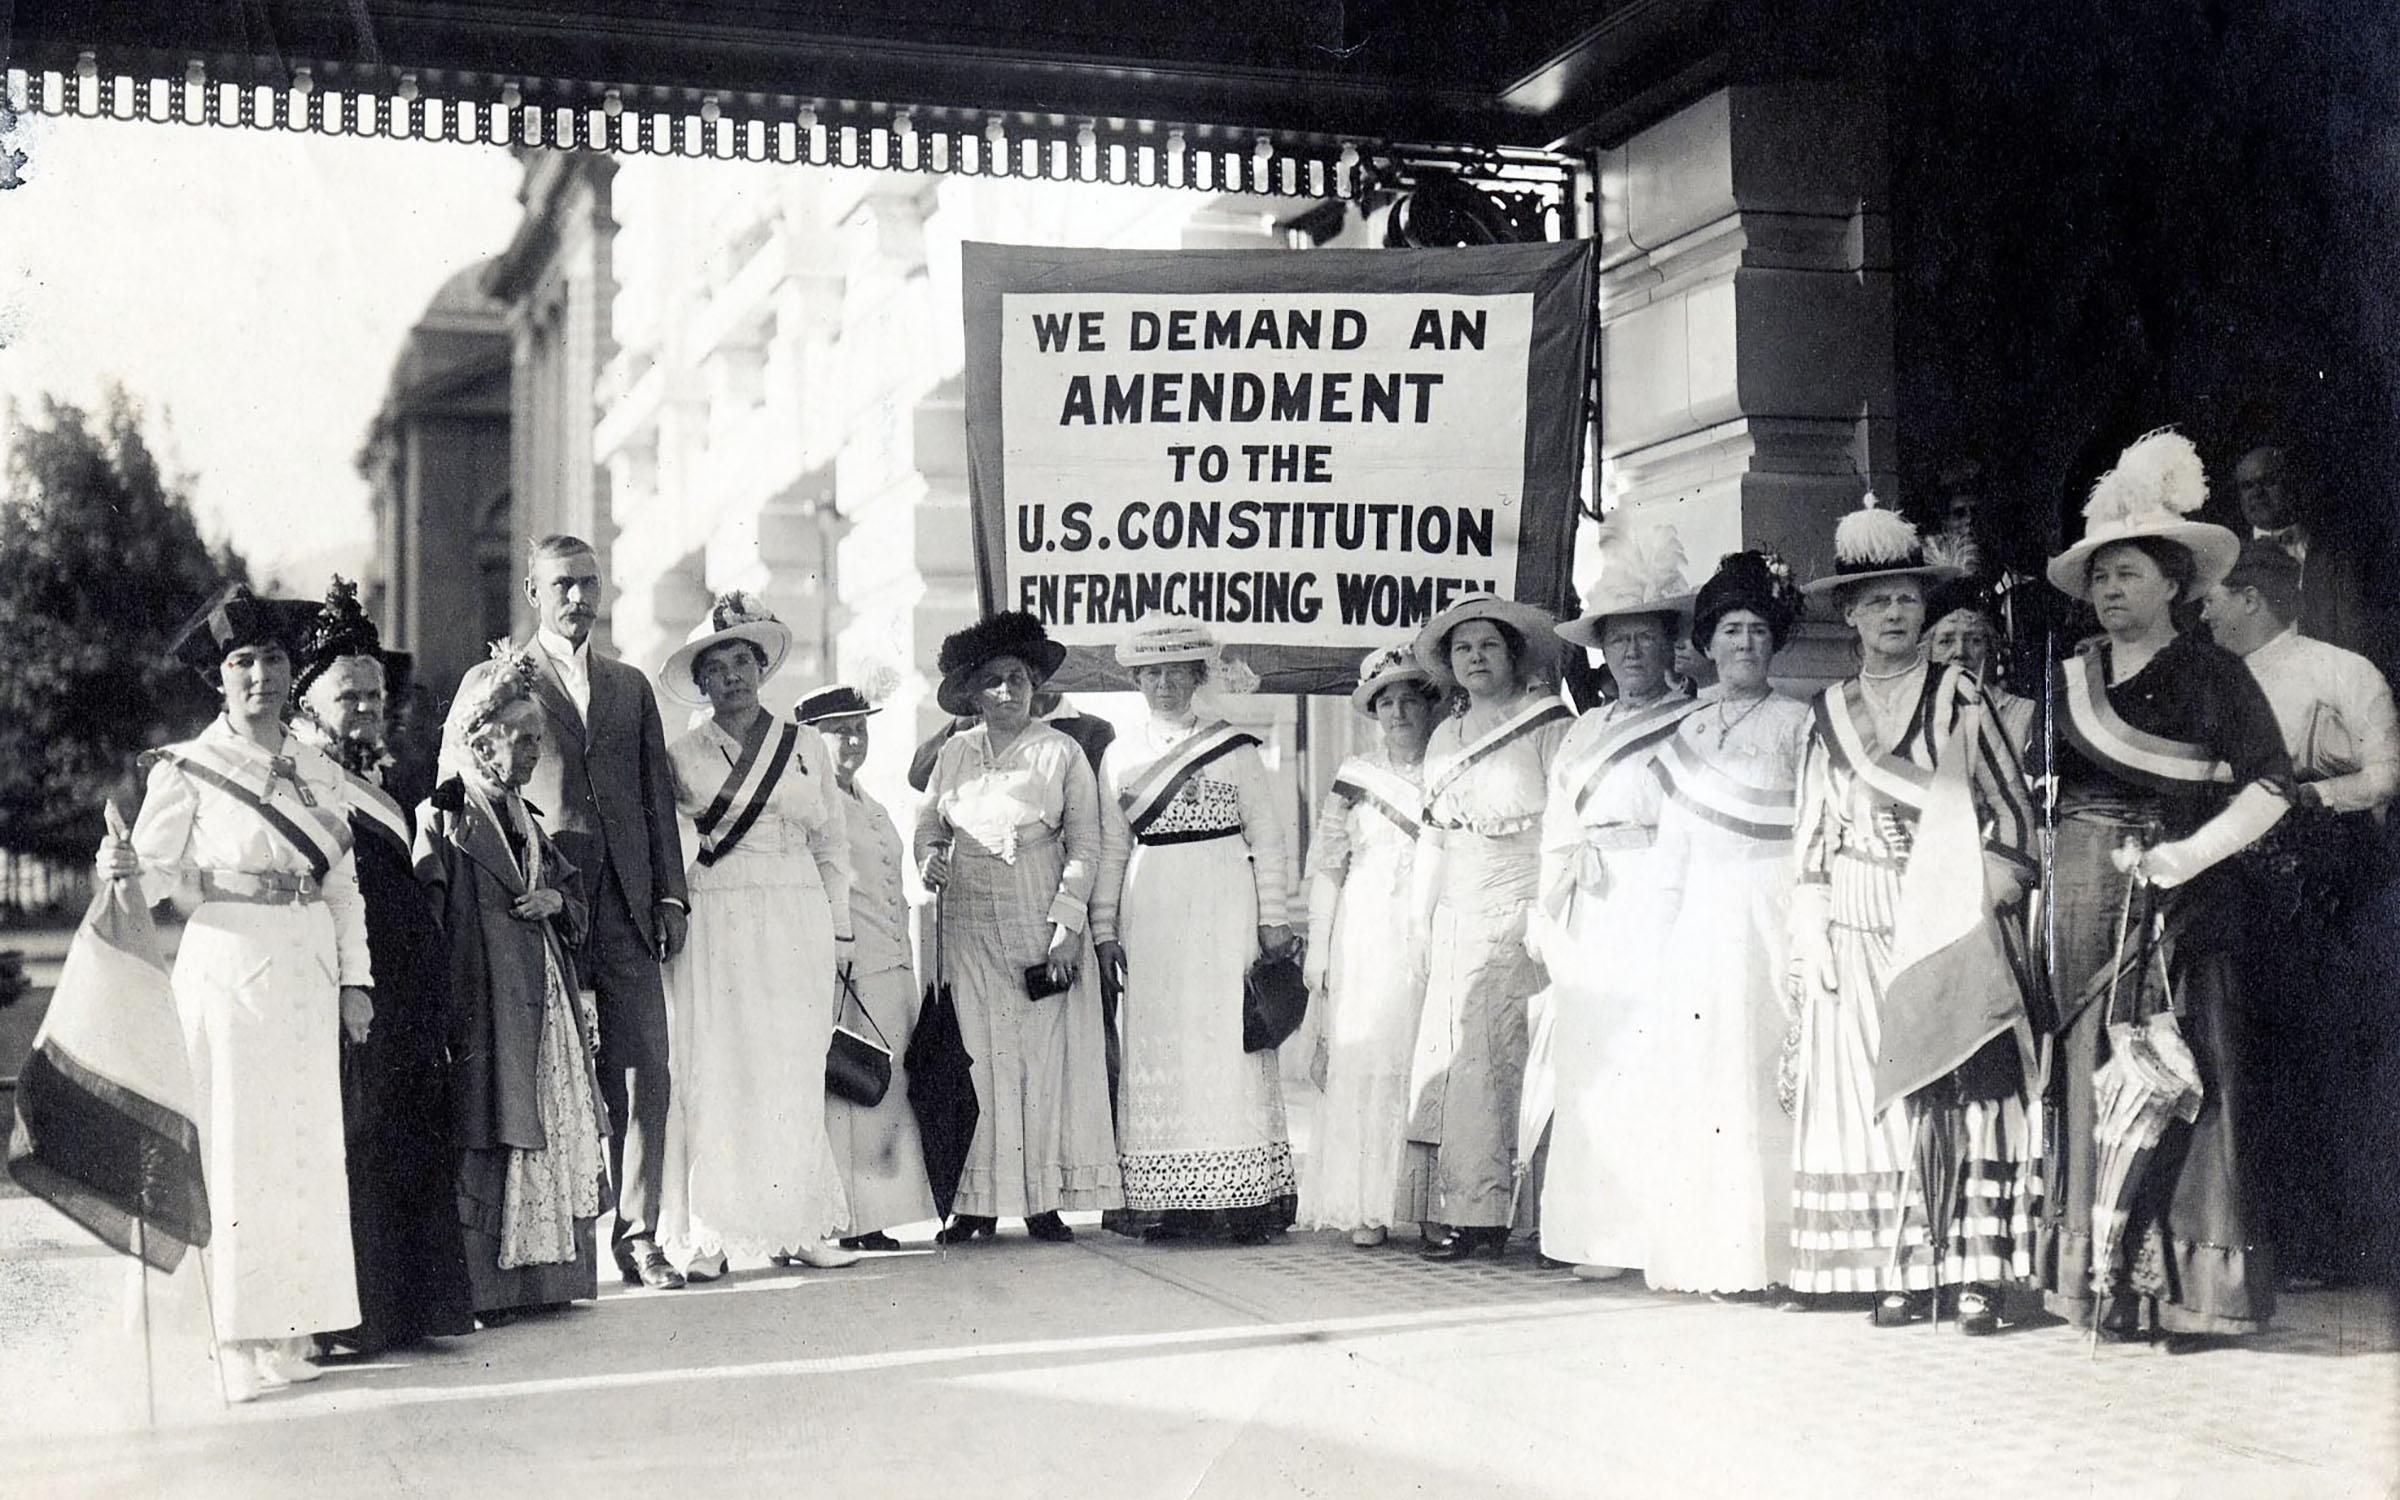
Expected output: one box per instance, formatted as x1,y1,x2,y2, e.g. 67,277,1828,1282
1349,641,1440,715
1800,492,1962,598
795,684,881,724
2046,430,2240,601
1412,593,1561,688
1556,512,1695,648
660,592,793,707
1114,613,1218,668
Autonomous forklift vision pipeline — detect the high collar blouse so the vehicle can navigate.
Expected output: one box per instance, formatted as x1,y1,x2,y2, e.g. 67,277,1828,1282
666,714,852,935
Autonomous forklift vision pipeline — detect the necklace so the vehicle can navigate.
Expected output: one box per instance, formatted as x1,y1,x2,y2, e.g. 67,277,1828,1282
1860,656,1923,681
1699,690,1770,743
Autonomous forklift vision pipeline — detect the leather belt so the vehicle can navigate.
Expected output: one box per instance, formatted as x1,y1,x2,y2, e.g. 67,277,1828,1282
198,869,324,906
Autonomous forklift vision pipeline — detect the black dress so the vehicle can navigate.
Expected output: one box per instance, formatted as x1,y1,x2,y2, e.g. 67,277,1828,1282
2037,633,2291,1336
332,784,477,1351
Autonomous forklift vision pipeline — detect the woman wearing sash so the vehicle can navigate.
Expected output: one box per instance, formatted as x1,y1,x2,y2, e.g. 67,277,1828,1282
918,612,1123,1243
1534,519,1699,1280
1297,643,1440,1247
654,596,859,1278
1095,615,1299,1245
1401,595,1573,1261
1787,498,2038,1332
418,647,607,1321
106,587,373,1401
2037,431,2290,1343
1645,553,1811,1295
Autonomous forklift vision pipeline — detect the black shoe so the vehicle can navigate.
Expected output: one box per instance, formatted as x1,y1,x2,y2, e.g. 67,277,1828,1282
1771,1287,1816,1313
1869,1290,1930,1328
476,1308,520,1329
625,1245,686,1290
1955,1284,2000,1336
936,1215,998,1246
2095,1293,2146,1343
1420,1225,1490,1262
839,1231,903,1252
1025,1212,1075,1243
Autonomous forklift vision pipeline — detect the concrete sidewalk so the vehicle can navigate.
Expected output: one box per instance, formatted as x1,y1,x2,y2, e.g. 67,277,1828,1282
3,1192,2393,1500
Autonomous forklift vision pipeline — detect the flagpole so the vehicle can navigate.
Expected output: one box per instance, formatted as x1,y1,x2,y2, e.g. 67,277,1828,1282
131,1202,156,1428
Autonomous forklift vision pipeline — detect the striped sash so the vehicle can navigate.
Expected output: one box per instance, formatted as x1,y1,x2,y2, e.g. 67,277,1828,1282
342,771,413,856
1567,697,1697,816
152,745,351,882
2057,645,2231,794
1649,732,1798,842
1329,759,1424,840
1117,721,1261,836
1814,676,1939,810
1423,697,1575,810
696,721,800,867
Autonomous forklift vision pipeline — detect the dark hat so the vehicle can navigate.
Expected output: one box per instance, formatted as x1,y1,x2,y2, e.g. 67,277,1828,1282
1691,551,1803,651
292,575,386,700
1923,575,2002,633
168,585,312,676
935,612,1066,717
796,684,880,724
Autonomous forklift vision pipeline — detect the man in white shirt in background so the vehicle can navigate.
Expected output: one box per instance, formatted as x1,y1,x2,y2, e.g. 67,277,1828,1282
2204,537,2400,1290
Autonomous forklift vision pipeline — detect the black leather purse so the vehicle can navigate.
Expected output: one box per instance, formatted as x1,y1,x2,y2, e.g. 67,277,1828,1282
826,969,894,1107
1241,949,1309,1054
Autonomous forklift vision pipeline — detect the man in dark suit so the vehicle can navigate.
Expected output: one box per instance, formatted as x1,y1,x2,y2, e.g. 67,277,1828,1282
2236,445,2379,661
519,534,691,1290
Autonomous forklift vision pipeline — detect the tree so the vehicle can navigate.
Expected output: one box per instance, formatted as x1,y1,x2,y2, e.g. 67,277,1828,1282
0,390,248,865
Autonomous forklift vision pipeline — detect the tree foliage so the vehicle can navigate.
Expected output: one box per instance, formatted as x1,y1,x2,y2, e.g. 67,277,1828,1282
0,391,248,859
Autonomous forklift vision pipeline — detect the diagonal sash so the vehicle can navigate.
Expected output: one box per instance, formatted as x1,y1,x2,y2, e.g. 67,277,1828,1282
2057,646,2232,794
1814,677,1937,810
342,771,414,857
1423,698,1574,810
1568,697,1698,817
697,722,800,867
1330,759,1425,840
694,718,772,836
1649,732,1799,842
153,747,350,882
1118,722,1261,835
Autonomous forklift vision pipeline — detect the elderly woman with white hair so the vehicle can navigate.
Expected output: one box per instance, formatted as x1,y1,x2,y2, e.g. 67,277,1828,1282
1296,642,1442,1247
415,643,607,1324
1095,615,1299,1245
1402,595,1574,1261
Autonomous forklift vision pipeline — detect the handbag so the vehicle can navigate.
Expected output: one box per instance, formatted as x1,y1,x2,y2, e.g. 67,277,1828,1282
1241,949,1309,1054
826,968,894,1107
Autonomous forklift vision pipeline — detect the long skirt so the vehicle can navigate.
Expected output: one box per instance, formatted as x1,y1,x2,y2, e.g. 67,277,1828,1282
1539,843,1663,1268
659,849,850,1263
1299,845,1422,1231
459,934,603,1311
335,973,475,1348
174,900,359,1342
1646,844,1794,1293
2039,811,2274,1335
1118,834,1296,1211
1789,850,2036,1293
1403,828,1541,1230
943,822,1122,1218
825,962,938,1233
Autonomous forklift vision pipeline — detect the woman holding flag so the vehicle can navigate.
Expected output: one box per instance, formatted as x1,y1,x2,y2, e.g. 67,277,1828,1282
1096,615,1298,1246
1296,641,1441,1248
1787,497,2038,1333
653,595,859,1278
2037,431,2290,1344
1533,519,1699,1281
105,586,373,1400
1400,595,1573,1261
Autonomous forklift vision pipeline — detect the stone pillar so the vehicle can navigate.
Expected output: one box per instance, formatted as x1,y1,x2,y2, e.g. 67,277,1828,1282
1594,83,1893,678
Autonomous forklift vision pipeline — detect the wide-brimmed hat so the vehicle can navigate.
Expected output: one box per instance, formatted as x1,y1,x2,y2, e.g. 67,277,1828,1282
1801,492,1963,599
796,684,881,724
1413,594,1561,688
1349,641,1440,714
1557,511,1695,648
935,611,1066,717
168,584,313,676
661,592,793,706
1114,613,1217,668
2046,430,2240,601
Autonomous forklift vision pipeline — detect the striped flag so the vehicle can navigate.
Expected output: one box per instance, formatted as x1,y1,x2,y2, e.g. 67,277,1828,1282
5,805,208,1270
1871,708,2029,1116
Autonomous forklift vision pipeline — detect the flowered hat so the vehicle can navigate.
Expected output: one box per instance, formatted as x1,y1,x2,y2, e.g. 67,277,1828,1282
660,592,794,707
2045,429,2239,601
1800,492,1963,598
1349,641,1440,715
1690,551,1803,650
291,575,389,701
1557,512,1696,648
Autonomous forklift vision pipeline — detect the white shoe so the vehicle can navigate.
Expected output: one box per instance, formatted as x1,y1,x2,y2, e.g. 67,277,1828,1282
217,1346,265,1404
1347,1226,1388,1248
266,1338,325,1383
787,1240,862,1269
1571,1264,1629,1282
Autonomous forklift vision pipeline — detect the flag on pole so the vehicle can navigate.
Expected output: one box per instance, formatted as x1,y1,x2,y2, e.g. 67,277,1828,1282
6,803,208,1270
1871,705,2030,1116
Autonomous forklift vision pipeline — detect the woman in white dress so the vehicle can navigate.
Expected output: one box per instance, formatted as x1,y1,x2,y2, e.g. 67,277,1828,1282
654,595,859,1279
1298,643,1440,1247
1535,518,1700,1281
799,683,938,1250
1096,615,1298,1245
107,588,374,1401
1645,552,1812,1297
1404,595,1574,1261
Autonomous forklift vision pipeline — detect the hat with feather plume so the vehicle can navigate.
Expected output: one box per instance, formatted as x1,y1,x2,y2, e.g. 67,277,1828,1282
2044,428,2239,601
934,611,1066,717
1800,492,1962,597
1556,510,1697,647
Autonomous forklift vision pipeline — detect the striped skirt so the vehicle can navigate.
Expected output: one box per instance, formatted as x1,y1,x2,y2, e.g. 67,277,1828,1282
1789,848,2038,1293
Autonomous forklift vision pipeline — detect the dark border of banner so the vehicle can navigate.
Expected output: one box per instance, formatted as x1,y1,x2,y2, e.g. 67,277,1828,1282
961,239,1598,697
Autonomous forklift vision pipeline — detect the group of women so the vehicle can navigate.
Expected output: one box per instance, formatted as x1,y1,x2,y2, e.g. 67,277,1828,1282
1297,428,2290,1347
